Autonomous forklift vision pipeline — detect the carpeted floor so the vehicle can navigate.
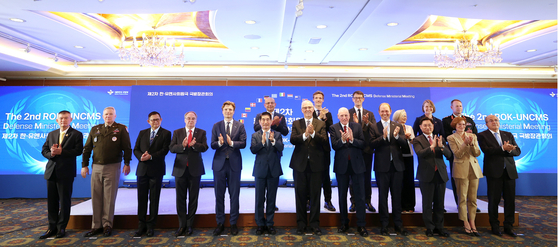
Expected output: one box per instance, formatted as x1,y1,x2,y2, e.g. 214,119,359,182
0,196,555,246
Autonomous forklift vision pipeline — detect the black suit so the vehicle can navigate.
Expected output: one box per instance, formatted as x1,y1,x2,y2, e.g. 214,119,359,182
313,110,333,201
289,117,327,230
330,122,367,226
133,127,171,230
170,127,208,228
477,129,520,230
413,134,451,231
348,108,378,203
370,120,409,228
41,127,83,232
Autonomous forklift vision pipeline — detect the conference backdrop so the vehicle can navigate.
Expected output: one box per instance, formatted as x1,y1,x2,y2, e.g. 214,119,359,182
0,85,555,197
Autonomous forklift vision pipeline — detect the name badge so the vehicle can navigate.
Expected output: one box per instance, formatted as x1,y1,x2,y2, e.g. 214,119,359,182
112,136,117,142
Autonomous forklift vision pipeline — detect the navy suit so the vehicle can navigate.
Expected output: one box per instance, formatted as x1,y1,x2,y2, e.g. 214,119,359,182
250,129,284,226
41,127,83,232
211,120,247,225
254,112,289,136
330,122,366,226
133,127,171,230
170,127,208,228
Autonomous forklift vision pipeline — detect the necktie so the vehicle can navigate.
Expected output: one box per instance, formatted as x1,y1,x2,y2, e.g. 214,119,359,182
494,132,502,146
150,130,155,145
384,121,390,141
59,131,65,145
266,131,270,147
358,109,362,124
187,130,192,147
428,136,438,171
344,125,351,160
307,120,311,128
226,122,231,136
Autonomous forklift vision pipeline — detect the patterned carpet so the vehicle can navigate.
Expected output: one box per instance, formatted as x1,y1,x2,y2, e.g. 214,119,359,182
0,196,555,246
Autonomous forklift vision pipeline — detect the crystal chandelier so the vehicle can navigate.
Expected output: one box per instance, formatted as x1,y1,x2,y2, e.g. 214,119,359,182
434,31,502,68
117,27,185,67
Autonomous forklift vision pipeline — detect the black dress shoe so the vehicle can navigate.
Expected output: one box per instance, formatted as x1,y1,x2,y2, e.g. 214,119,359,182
380,227,389,236
365,203,376,212
146,229,154,237
296,228,305,235
134,228,146,237
504,228,517,237
491,228,503,236
394,226,409,236
84,228,103,237
433,228,449,237
268,226,276,235
425,229,434,237
256,226,265,235
313,227,322,235
476,208,481,212
103,226,112,237
213,224,225,236
230,224,239,235
357,227,368,237
324,201,336,211
56,229,66,238
443,209,447,213
39,229,56,239
186,227,193,236
338,224,349,233
349,203,356,212
174,227,186,237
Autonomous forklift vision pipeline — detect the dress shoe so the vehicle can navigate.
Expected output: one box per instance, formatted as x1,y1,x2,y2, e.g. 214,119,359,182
186,227,193,236
443,209,447,213
84,228,103,237
324,201,336,211
256,226,265,235
55,229,66,238
213,224,225,236
433,228,449,237
103,226,112,237
349,203,356,212
134,228,146,237
365,203,376,212
313,227,322,236
394,226,409,236
39,229,56,239
357,227,368,237
425,229,434,237
230,224,239,235
491,228,503,236
380,227,389,236
476,208,481,212
146,229,154,237
504,228,517,237
338,224,349,233
174,227,186,237
275,206,279,211
296,228,305,235
267,226,276,235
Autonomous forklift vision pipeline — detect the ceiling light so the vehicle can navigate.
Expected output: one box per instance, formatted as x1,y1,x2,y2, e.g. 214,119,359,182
295,0,304,17
245,20,256,24
526,49,537,52
117,28,185,67
9,18,25,23
251,46,259,50
305,50,314,53
316,25,327,29
74,46,84,49
434,31,502,68
359,48,368,51
386,22,399,26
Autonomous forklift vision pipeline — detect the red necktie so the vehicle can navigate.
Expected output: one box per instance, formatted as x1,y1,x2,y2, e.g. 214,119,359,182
344,126,350,160
187,130,192,166
428,136,437,171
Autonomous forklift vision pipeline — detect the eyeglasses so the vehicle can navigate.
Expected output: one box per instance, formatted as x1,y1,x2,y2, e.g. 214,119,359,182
149,118,161,122
353,96,364,100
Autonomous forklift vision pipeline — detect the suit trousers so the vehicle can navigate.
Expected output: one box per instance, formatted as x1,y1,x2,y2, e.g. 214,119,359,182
486,169,516,229
255,171,279,226
321,152,332,202
337,161,366,227
349,152,373,204
401,156,416,211
454,165,479,222
375,163,403,228
47,175,74,231
175,167,201,228
419,171,446,231
91,162,121,229
137,174,163,229
293,163,322,229
214,159,241,225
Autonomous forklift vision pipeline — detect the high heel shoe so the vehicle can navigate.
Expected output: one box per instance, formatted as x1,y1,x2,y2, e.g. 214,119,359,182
464,227,474,236
471,228,480,236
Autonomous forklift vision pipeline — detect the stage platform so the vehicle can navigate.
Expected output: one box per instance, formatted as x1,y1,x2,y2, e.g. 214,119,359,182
67,187,518,229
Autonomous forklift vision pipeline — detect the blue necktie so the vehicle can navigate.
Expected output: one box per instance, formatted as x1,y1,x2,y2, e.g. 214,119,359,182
494,132,502,146
150,130,155,145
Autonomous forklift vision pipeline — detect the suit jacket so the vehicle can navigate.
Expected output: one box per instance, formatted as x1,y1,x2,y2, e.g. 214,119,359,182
250,129,284,178
330,122,366,174
313,110,333,152
442,114,477,139
413,134,451,183
371,120,410,172
170,127,208,177
412,115,445,137
477,129,521,179
211,120,247,172
447,133,483,179
41,127,83,180
134,127,172,177
289,118,327,173
254,112,289,136
349,107,378,154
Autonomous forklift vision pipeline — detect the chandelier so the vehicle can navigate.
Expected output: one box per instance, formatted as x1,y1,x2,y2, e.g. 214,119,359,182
117,27,185,67
434,31,502,68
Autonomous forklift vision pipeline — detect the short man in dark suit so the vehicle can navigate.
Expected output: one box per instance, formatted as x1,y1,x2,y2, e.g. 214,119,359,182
477,115,521,237
442,99,479,211
370,103,409,236
330,107,368,236
348,90,378,212
312,90,335,211
290,100,327,235
133,111,172,237
170,111,208,237
413,117,452,237
40,110,83,239
250,112,284,235
211,101,247,236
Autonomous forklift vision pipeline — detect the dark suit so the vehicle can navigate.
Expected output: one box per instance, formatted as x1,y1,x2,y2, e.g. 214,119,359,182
289,117,327,229
330,122,367,226
41,127,83,232
370,120,409,228
211,120,247,225
133,127,171,230
413,134,451,231
170,127,208,228
348,108,378,203
313,110,333,201
254,112,289,136
477,130,520,230
250,129,284,226
413,115,444,137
